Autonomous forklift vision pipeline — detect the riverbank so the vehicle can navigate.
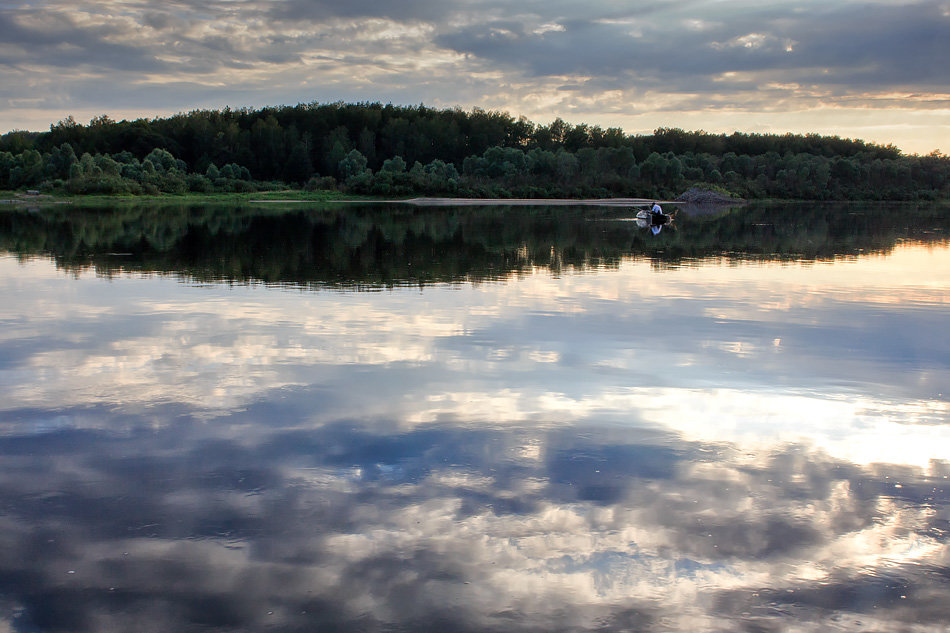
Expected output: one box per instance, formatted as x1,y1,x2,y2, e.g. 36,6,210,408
1,187,745,208
0,189,371,206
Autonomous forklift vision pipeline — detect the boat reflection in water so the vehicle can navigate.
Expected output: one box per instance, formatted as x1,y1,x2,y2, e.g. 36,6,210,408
634,207,676,235
0,200,948,632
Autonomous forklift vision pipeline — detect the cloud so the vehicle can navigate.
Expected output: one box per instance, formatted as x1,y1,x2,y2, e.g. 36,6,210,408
0,2,948,158
0,10,169,73
434,1,950,93
267,0,459,21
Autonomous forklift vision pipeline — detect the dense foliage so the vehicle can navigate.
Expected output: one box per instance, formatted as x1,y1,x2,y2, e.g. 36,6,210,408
1,102,948,200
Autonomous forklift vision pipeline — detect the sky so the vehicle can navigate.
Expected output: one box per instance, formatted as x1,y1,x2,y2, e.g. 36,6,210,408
1,0,948,154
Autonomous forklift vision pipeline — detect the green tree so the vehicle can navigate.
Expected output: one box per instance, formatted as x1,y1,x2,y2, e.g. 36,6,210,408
284,138,314,183
0,152,15,188
13,149,44,186
339,149,368,181
555,149,578,183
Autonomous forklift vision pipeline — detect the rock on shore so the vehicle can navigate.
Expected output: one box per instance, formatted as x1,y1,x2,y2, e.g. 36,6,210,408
675,187,744,204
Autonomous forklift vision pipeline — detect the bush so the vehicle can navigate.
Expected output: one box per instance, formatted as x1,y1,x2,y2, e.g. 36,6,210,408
305,175,337,191
187,174,214,193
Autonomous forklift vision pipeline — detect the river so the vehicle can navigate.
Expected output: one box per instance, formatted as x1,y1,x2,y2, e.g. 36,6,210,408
0,200,948,632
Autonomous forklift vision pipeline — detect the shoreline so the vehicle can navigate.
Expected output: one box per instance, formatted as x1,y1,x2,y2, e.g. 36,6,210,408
1,192,725,208
397,197,684,206
9,191,940,208
253,197,688,206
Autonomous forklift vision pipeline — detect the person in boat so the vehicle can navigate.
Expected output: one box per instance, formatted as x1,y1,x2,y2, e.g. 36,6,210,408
648,201,668,234
644,201,675,235
635,202,672,234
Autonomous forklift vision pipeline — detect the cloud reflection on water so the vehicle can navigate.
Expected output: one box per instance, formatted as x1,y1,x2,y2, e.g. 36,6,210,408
0,235,948,631
0,418,947,632
1,246,947,462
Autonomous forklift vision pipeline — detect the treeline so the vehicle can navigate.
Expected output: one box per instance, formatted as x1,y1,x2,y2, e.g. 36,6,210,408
1,102,948,199
0,145,254,195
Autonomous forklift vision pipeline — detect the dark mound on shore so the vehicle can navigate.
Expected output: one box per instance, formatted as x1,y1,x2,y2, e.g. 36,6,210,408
676,187,745,204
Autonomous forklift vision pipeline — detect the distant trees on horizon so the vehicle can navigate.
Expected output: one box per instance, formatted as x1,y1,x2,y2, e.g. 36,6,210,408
1,101,947,200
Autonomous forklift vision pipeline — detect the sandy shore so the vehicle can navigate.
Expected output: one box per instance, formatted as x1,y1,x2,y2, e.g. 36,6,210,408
397,197,681,206
253,196,750,214
252,197,680,206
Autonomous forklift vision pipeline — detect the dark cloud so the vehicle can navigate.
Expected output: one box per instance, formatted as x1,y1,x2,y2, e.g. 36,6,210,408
434,1,950,92
141,11,179,31
264,0,703,25
0,11,168,73
5,0,945,93
267,0,456,21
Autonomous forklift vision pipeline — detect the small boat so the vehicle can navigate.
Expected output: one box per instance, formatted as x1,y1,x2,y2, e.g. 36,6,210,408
635,209,676,234
636,209,673,227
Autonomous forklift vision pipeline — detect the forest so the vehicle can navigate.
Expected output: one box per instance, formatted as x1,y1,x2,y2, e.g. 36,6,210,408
1,102,948,200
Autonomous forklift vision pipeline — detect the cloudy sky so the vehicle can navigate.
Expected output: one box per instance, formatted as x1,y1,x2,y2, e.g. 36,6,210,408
1,0,948,154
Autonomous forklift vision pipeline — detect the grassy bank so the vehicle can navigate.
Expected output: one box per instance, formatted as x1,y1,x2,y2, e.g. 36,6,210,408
0,189,382,206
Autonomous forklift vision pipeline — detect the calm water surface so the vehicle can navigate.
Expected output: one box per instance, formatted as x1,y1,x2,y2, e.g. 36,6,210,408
0,201,948,632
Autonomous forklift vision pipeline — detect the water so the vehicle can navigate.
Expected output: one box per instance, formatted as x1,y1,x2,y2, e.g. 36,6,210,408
0,201,948,632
